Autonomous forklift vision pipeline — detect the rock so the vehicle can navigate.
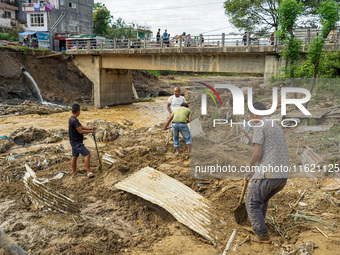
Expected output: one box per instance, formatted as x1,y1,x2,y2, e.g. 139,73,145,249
11,222,25,232
122,119,134,126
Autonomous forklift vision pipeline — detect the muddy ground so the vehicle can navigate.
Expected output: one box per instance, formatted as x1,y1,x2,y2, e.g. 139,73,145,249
0,76,339,255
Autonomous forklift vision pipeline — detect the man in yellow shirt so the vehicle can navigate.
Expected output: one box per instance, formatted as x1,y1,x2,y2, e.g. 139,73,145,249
163,102,191,155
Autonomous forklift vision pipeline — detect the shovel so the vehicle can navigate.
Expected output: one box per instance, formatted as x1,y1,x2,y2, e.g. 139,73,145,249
92,133,102,171
234,178,249,224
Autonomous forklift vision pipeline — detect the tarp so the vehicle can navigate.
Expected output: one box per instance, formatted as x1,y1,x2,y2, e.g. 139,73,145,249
18,31,38,36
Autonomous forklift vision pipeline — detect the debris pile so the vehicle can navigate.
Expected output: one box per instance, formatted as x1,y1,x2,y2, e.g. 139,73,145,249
0,137,13,153
87,119,123,142
9,127,67,146
23,164,79,214
0,100,68,116
0,145,69,181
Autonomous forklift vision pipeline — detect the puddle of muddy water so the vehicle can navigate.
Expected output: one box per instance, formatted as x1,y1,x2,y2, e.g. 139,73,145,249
0,97,169,137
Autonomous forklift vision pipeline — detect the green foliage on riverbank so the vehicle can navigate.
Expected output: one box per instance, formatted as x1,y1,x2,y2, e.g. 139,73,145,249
0,32,18,41
296,51,340,78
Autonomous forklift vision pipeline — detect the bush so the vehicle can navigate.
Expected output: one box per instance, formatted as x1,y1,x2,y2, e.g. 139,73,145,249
9,36,18,41
296,51,340,78
0,33,10,40
148,70,160,78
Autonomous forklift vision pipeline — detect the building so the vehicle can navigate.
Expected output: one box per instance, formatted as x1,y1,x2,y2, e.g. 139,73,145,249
128,21,152,39
0,0,18,28
21,0,93,50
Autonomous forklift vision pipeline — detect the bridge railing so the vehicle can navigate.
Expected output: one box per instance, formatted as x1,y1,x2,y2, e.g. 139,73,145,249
65,28,340,51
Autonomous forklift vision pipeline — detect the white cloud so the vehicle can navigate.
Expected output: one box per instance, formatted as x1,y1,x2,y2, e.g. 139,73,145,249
95,0,237,37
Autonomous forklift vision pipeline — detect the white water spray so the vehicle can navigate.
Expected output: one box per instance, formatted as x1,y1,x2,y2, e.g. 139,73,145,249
23,70,66,108
23,71,44,103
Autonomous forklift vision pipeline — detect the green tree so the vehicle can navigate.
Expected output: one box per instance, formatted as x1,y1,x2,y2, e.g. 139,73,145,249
277,0,303,82
223,0,339,34
107,18,137,39
307,0,340,97
93,3,113,35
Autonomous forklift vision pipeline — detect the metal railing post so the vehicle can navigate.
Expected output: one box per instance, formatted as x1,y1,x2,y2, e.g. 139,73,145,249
179,35,182,48
87,40,90,52
199,34,202,47
128,39,131,49
236,40,238,46
161,37,163,48
76,40,79,50
144,37,147,49
246,33,250,46
100,40,103,49
306,28,310,45
217,41,220,47
222,33,225,47
114,38,117,49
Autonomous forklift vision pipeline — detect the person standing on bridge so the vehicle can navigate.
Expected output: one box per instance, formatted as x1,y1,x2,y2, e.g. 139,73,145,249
69,104,96,178
163,29,169,47
167,87,187,115
157,28,161,45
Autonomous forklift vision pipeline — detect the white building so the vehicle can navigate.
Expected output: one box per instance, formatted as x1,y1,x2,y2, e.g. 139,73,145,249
0,0,18,28
21,0,93,50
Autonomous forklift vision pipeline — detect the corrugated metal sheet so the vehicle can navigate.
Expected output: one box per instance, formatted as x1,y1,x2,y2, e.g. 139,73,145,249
23,164,79,214
115,167,221,245
301,147,323,166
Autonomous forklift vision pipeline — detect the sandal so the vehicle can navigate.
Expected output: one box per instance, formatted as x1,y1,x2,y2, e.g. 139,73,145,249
87,172,94,178
251,234,271,244
70,172,80,177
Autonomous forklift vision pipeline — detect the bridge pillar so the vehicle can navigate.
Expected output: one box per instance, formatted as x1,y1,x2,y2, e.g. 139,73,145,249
72,55,133,108
264,55,283,80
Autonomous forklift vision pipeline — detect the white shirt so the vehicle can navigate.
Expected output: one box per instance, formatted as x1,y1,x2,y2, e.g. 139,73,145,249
168,95,187,113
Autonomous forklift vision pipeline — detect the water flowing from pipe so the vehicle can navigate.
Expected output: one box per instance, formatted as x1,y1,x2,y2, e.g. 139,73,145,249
23,71,66,108
23,71,44,103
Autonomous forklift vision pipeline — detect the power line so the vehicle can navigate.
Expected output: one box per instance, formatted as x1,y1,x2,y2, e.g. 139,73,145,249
145,18,223,22
114,2,223,13
201,27,233,34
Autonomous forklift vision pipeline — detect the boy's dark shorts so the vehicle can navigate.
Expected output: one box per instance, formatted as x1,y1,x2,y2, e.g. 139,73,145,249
72,143,90,157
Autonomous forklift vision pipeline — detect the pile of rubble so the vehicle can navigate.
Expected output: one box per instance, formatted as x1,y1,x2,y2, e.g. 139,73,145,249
10,127,67,145
0,144,69,181
87,119,124,142
0,100,69,116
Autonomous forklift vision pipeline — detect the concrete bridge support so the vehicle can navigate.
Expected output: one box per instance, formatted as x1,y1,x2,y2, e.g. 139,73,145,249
72,55,133,108
264,55,284,79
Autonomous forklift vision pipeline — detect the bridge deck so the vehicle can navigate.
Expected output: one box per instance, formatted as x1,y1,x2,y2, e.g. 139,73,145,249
66,44,339,55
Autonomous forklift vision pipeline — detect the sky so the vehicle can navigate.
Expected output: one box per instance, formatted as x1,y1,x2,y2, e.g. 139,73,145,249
94,0,238,37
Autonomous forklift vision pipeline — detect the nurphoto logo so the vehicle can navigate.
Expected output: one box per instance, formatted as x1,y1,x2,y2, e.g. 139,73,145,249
200,84,312,128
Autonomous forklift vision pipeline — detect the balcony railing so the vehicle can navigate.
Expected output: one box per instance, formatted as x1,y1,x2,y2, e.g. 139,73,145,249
22,2,47,12
0,0,18,7
0,0,19,10
1,14,11,18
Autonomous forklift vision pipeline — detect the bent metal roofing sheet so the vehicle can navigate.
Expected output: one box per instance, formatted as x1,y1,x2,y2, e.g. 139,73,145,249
115,167,224,245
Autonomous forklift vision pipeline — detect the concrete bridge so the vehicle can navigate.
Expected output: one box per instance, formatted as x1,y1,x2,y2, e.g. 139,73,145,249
67,42,340,107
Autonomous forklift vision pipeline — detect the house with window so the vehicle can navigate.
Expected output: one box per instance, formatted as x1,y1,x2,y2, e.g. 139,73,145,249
20,0,93,50
0,0,18,28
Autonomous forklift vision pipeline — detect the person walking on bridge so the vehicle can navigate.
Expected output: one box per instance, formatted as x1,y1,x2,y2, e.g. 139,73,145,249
69,104,96,178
